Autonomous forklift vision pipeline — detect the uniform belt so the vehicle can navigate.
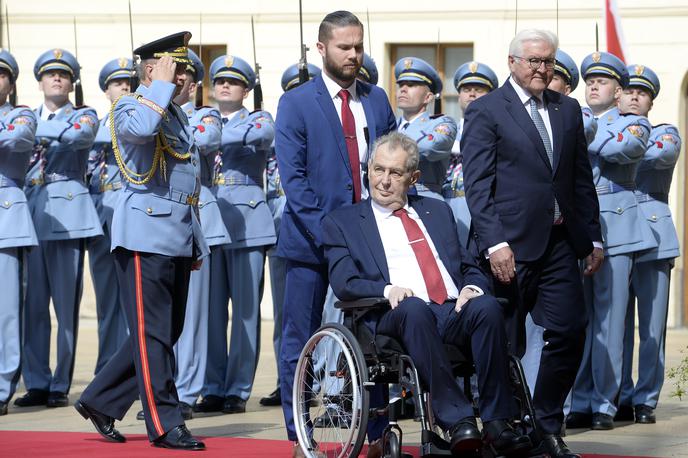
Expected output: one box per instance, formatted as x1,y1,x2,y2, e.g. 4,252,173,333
442,188,465,198
28,172,85,186
266,189,285,200
214,174,263,187
635,192,668,204
151,187,199,206
90,181,124,194
0,176,21,188
595,181,635,195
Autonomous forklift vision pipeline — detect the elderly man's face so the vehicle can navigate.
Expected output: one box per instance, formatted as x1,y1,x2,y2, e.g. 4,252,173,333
508,40,555,95
368,144,420,210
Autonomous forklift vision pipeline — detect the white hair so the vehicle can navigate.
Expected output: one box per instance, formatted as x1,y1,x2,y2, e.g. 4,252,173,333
509,29,558,56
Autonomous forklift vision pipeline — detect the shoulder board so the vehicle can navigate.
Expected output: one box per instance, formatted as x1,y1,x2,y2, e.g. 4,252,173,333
15,104,29,109
429,113,445,119
74,105,92,110
249,109,264,116
652,122,671,129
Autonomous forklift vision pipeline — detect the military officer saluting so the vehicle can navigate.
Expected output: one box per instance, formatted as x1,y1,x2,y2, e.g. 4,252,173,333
394,57,456,200
568,51,655,431
197,54,275,415
87,58,133,375
0,49,38,416
618,65,680,424
442,61,498,246
76,31,208,451
17,48,102,409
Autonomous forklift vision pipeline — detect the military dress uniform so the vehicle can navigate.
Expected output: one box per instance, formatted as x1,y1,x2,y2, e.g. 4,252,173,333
202,55,276,413
395,57,457,200
20,49,102,407
173,49,229,411
0,50,38,415
570,52,656,425
619,66,680,421
77,32,209,447
442,61,498,247
87,58,134,374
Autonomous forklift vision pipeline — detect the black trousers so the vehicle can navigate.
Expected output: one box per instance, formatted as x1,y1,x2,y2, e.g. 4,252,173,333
81,248,191,441
484,226,587,435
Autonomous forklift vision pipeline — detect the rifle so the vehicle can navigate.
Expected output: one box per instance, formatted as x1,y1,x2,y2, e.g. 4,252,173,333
365,9,372,54
195,13,204,108
128,0,139,91
434,29,442,115
297,0,309,84
251,15,263,111
4,4,16,106
73,17,83,106
595,22,599,52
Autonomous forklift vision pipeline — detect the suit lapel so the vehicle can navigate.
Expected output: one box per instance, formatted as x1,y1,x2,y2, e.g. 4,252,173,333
502,82,552,171
409,197,457,286
315,75,350,176
546,91,564,174
359,200,389,283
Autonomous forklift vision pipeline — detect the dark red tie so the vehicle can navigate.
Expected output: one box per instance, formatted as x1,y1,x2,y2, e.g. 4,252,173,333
339,89,361,203
393,208,448,305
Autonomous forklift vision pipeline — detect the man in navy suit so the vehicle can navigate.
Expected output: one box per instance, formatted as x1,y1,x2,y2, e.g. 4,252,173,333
322,132,532,457
274,10,396,456
461,29,603,458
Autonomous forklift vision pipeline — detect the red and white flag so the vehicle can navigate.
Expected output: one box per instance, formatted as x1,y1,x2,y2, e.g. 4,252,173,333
604,0,628,63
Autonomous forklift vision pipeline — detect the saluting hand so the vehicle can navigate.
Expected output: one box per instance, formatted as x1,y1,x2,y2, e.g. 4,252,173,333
151,56,177,83
490,246,516,284
584,247,604,276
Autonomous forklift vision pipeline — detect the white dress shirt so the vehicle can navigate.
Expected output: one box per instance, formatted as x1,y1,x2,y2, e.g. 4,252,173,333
40,103,67,121
371,200,484,303
321,71,369,199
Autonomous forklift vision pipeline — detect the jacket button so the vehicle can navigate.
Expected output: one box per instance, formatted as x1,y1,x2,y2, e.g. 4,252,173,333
249,200,256,206
103,174,109,179
67,192,73,200
651,215,657,221
3,200,9,207
346,184,352,190
616,207,623,214
146,207,153,214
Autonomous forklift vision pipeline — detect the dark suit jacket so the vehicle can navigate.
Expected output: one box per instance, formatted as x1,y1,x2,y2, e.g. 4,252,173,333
461,79,602,262
274,74,397,265
322,195,490,301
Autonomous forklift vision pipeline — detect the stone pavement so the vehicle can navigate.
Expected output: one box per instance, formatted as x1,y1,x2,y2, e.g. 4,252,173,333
2,318,688,457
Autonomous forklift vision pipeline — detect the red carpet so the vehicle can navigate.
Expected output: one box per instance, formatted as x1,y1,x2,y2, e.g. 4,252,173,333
0,431,658,458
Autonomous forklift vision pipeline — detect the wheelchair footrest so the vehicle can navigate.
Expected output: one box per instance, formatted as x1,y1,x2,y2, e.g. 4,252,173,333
419,429,455,457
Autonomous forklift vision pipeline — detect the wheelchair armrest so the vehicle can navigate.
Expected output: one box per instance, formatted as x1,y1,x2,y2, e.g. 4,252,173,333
334,297,390,311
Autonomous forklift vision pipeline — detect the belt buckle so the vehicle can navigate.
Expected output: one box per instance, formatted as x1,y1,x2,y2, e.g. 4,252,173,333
30,177,44,186
186,195,199,206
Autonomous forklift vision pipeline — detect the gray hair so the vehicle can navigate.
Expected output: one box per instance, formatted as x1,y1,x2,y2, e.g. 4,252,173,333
135,58,155,81
369,132,420,172
509,29,558,56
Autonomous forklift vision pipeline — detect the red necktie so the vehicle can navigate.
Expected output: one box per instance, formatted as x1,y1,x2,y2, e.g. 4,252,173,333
392,208,448,305
339,89,361,203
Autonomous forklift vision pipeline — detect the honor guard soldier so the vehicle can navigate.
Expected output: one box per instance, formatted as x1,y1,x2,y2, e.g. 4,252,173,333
87,58,133,375
0,50,38,416
568,51,655,431
617,65,680,424
17,48,102,409
259,62,321,408
76,31,208,451
197,54,276,415
394,57,457,200
442,61,498,246
358,53,378,85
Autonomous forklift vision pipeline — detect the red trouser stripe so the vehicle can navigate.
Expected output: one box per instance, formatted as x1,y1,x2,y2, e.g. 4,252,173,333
134,252,164,436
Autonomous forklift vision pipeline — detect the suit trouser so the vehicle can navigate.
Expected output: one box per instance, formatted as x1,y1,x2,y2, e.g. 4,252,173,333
570,253,633,416
88,226,128,375
23,239,85,393
174,252,211,405
0,248,24,402
205,245,264,400
267,250,286,388
80,249,191,441
619,259,672,409
489,226,587,435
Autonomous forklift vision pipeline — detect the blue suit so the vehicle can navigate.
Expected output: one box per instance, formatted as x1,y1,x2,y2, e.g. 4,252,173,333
80,79,208,441
205,106,275,402
0,103,37,404
87,113,129,374
175,102,227,406
23,102,101,395
571,108,655,417
620,124,681,410
398,112,457,200
274,74,396,440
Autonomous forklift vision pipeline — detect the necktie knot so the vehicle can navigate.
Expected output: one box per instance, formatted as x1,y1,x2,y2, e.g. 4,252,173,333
47,113,55,120
222,117,228,125
338,89,350,104
392,207,408,218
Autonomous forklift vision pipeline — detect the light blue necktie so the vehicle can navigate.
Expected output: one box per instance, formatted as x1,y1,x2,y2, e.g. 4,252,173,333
529,97,561,222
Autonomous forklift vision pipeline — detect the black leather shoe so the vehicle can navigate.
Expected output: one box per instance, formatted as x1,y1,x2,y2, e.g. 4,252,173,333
634,405,656,424
14,389,49,407
565,411,592,429
531,434,580,458
222,395,246,414
259,388,282,406
47,392,69,408
193,394,224,413
0,401,7,416
449,417,482,454
139,402,193,421
74,400,126,443
591,413,614,430
136,409,145,421
153,425,205,451
313,406,351,428
482,419,532,456
614,404,634,422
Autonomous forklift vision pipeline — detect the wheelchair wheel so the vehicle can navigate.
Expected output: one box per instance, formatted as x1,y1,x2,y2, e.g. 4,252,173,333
293,323,370,458
383,429,401,458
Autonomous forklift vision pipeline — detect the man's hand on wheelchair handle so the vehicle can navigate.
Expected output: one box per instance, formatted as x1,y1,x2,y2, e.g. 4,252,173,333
387,286,414,309
584,247,604,276
489,246,516,284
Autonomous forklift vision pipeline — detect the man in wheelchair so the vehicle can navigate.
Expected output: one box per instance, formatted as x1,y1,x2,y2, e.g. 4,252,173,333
320,132,532,456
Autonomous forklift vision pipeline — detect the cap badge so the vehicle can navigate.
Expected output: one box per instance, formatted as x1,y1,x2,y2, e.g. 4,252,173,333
635,65,645,76
118,57,128,68
224,56,234,68
53,49,63,60
592,52,601,63
404,59,413,70
469,61,478,73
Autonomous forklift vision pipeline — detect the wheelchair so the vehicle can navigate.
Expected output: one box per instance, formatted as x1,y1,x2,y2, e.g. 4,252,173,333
293,297,539,458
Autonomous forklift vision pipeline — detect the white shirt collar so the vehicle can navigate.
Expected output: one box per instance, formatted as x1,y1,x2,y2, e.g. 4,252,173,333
371,199,412,220
401,110,425,125
41,103,67,120
508,76,543,105
322,70,358,101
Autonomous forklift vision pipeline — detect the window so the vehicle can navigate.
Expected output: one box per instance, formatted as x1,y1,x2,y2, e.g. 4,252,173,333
389,43,473,121
189,44,227,106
